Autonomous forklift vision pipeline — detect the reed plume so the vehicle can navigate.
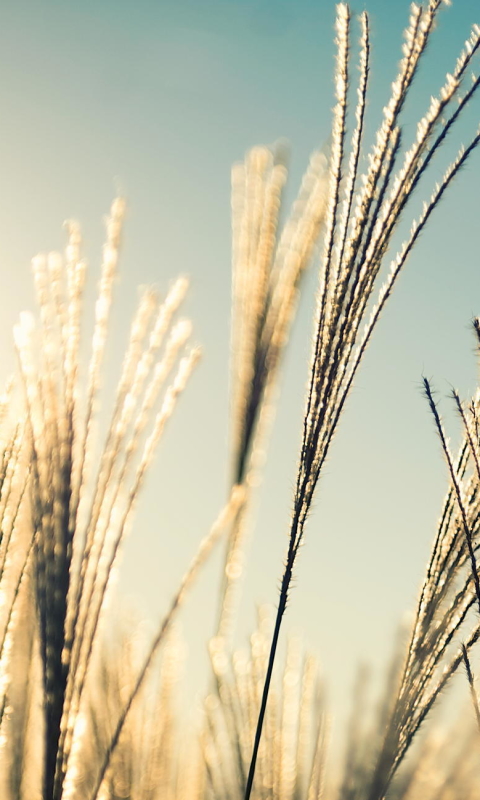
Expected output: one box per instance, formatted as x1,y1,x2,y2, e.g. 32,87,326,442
217,143,329,641
245,3,480,796
1,2,480,798
8,200,198,800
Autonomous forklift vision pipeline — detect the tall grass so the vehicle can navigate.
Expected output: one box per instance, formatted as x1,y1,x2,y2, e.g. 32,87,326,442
2,203,200,800
245,2,480,795
0,1,479,799
216,142,328,642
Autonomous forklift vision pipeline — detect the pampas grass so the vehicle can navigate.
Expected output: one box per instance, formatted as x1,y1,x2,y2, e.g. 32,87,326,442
0,2,479,800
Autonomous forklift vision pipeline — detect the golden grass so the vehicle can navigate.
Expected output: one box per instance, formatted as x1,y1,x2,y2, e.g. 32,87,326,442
0,2,480,799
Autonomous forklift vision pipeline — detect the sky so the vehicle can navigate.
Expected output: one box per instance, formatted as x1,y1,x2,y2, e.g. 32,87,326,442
0,0,479,750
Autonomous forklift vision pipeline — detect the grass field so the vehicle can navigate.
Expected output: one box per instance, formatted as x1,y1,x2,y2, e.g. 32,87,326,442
1,1,480,798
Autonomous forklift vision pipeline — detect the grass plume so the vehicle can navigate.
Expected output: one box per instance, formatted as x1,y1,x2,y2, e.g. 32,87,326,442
0,2,480,800
244,3,480,796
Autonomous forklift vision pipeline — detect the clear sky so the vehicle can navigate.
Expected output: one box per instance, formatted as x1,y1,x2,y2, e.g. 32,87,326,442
0,0,479,745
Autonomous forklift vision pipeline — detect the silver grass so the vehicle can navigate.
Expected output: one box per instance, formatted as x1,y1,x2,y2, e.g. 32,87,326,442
0,2,480,799
332,332,480,799
217,142,329,642
8,201,198,800
245,3,480,796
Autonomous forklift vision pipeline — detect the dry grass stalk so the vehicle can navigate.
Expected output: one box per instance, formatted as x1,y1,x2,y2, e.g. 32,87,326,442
0,2,480,799
244,3,480,796
6,201,200,800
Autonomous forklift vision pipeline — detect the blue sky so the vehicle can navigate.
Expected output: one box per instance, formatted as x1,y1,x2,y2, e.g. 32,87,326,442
0,0,479,741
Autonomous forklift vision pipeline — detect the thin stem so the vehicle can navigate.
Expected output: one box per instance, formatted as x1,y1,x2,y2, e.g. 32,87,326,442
244,567,290,800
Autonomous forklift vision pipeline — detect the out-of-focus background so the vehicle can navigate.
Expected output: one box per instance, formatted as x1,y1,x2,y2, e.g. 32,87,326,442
0,0,479,746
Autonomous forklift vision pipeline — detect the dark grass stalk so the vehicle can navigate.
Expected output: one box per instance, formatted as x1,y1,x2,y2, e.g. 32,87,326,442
244,558,293,800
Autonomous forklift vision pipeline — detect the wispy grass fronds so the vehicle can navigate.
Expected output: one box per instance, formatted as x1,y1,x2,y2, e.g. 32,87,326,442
245,3,480,796
1,3,480,799
206,608,327,800
204,618,480,800
218,142,329,641
10,201,198,800
358,705,480,800
89,484,246,800
71,623,188,800
0,402,36,798
320,632,480,800
229,144,328,487
351,360,480,798
337,664,371,800
0,585,41,800
402,359,480,773
424,380,480,614
0,412,32,740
